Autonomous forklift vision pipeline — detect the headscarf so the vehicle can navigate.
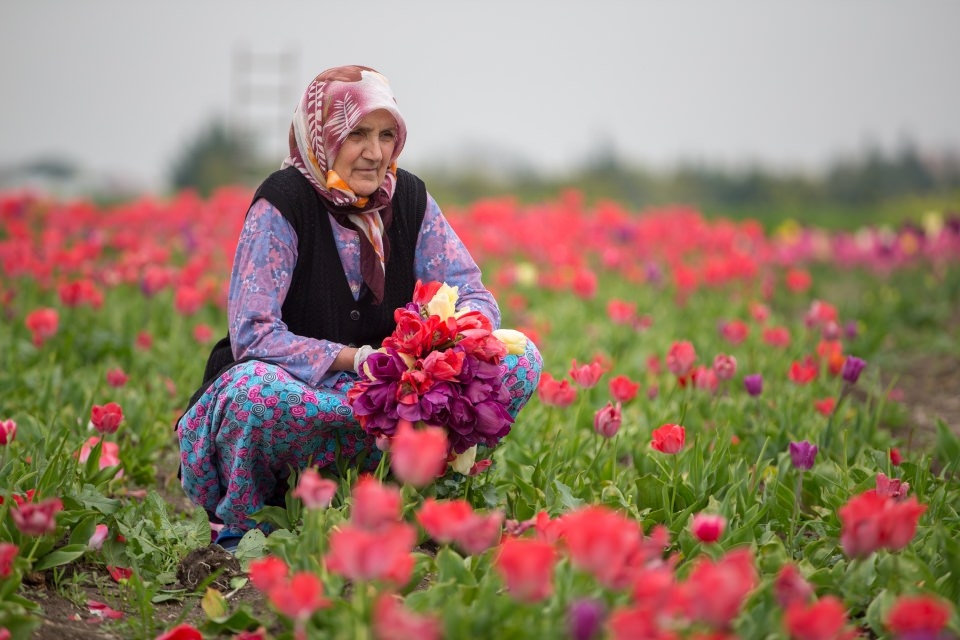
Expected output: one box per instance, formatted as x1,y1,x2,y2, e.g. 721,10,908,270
282,65,407,304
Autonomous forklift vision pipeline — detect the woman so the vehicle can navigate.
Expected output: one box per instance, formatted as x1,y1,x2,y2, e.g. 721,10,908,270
177,65,542,550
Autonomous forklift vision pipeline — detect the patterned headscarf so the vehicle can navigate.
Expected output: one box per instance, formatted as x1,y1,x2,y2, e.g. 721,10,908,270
282,65,407,304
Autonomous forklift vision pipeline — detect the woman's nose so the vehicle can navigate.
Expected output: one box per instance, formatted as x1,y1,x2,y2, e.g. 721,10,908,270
363,137,383,162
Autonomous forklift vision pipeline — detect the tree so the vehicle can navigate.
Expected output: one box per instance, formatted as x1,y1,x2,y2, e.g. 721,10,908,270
168,119,264,196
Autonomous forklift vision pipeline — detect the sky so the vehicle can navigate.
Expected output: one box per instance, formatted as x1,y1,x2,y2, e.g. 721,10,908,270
2,1,960,193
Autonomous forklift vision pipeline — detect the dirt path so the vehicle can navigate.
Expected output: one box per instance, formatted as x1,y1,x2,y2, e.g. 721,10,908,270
882,353,960,449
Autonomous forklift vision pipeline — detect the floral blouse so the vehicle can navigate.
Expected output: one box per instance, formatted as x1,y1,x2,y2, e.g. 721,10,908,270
227,194,500,387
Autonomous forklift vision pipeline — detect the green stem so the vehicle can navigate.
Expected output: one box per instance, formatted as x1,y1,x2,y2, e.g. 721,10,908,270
352,581,370,640
23,535,43,566
890,552,901,595
789,472,802,555
823,385,851,452
668,454,680,526
610,434,620,485
373,448,390,483
581,437,608,480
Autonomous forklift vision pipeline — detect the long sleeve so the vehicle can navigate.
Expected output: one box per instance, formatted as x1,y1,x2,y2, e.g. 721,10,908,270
227,192,500,389
227,198,343,387
414,194,501,328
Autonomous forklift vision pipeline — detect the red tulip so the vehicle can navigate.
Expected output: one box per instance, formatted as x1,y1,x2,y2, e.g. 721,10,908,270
268,571,331,621
651,424,685,454
784,596,854,640
373,594,442,640
0,543,18,578
681,548,757,629
349,476,402,532
416,498,503,555
569,359,603,389
25,307,58,347
105,368,128,388
838,490,927,558
608,375,640,403
773,563,814,609
886,594,953,638
90,402,124,434
154,623,203,640
248,556,289,593
494,537,557,603
537,373,577,408
665,341,697,378
325,522,415,585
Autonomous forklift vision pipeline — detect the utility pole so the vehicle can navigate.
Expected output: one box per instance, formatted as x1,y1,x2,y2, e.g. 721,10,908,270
231,46,300,168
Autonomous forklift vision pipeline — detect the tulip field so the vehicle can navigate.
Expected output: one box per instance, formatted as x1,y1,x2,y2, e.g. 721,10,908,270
1,187,960,640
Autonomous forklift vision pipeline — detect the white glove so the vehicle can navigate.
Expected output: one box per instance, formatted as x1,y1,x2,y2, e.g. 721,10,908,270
353,345,375,374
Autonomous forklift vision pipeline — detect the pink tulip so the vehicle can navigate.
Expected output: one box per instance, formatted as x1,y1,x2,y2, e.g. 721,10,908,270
389,420,448,487
691,513,726,543
88,524,110,550
593,402,622,438
0,419,16,445
11,497,63,537
292,468,337,509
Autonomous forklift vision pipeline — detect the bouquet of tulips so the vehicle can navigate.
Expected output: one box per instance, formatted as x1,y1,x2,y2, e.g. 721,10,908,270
348,280,525,462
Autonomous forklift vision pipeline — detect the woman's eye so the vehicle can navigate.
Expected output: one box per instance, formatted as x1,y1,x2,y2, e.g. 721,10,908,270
381,131,396,140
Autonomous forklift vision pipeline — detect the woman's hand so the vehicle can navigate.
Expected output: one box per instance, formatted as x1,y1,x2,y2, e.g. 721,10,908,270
353,345,374,373
332,345,374,373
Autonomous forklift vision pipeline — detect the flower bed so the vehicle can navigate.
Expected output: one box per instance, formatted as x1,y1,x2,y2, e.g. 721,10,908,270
1,189,959,639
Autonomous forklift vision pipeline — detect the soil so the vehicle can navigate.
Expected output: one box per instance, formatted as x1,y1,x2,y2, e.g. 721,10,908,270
23,549,270,640
15,355,960,640
879,353,960,448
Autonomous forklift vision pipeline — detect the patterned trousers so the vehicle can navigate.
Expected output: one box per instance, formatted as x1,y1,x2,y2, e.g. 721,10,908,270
177,341,542,535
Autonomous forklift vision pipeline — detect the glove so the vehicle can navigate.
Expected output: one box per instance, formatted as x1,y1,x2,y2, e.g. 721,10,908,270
353,345,375,374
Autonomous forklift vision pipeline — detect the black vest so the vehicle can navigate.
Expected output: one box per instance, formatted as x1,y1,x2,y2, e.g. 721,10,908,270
185,166,427,409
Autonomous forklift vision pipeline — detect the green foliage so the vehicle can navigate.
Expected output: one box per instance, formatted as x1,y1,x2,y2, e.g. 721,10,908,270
2,192,960,638
167,119,265,197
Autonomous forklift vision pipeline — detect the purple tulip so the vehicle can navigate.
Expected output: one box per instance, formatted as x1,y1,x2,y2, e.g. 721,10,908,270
843,320,859,340
789,441,818,470
567,599,605,640
743,373,763,397
841,356,866,385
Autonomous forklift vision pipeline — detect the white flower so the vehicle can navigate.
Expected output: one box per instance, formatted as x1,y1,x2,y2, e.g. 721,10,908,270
426,283,459,320
493,328,528,355
449,445,477,475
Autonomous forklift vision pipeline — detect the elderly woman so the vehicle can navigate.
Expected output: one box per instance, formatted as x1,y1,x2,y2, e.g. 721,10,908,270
177,65,542,550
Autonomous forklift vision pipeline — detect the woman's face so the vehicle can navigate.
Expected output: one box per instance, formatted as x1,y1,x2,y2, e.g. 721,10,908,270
331,109,398,197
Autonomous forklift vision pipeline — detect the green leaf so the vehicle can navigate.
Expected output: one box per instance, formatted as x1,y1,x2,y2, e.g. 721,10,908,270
201,607,262,635
250,505,291,531
435,547,477,587
68,515,98,546
78,484,122,515
864,589,896,636
151,589,188,604
33,544,89,571
552,479,585,511
236,529,268,560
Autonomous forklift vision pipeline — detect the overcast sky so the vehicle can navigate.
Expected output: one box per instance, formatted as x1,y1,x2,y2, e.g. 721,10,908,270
3,1,959,192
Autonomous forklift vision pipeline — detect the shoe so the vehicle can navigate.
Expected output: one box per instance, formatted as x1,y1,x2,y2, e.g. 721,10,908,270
214,531,243,554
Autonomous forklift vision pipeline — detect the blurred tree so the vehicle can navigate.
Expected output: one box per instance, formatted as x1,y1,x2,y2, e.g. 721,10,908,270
168,119,265,196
